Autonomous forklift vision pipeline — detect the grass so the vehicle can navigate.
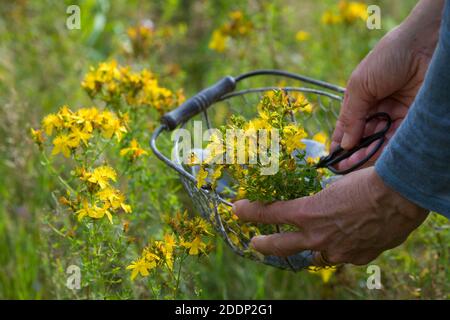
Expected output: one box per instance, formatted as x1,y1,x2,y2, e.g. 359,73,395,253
0,0,448,300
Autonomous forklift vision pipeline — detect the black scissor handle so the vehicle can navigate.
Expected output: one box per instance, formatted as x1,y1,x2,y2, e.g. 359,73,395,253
316,112,392,175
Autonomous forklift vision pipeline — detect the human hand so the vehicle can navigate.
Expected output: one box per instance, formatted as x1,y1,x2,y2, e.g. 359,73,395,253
233,167,428,266
332,0,444,171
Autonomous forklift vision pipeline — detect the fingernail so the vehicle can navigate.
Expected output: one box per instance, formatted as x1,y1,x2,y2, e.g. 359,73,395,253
341,134,351,149
250,235,265,248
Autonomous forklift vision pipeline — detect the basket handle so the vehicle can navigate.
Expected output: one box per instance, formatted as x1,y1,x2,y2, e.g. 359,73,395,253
161,76,236,130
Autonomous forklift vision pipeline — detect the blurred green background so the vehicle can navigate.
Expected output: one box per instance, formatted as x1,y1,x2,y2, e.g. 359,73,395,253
0,0,448,299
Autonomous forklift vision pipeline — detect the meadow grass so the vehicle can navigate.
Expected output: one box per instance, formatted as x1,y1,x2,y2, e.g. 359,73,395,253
0,0,448,299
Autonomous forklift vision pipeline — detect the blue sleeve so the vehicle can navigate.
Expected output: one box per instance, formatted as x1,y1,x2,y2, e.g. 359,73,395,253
375,0,450,219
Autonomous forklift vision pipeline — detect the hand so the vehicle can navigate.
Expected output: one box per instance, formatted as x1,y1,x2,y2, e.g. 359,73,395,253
333,0,443,171
233,167,428,266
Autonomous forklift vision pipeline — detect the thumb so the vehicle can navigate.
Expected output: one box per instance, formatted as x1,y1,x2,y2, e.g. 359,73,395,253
338,70,374,150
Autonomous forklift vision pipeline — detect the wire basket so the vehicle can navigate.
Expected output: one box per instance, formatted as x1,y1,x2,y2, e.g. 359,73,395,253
151,70,389,271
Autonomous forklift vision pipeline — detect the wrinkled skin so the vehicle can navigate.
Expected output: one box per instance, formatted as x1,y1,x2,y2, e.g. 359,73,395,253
233,167,428,266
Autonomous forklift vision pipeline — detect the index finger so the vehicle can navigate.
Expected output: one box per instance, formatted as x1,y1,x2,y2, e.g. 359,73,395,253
232,198,310,226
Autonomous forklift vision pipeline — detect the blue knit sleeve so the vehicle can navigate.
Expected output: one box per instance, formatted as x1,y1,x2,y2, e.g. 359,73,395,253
375,1,450,219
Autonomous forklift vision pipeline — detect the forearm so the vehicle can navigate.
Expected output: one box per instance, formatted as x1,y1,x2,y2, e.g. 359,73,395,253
376,1,450,218
398,0,444,57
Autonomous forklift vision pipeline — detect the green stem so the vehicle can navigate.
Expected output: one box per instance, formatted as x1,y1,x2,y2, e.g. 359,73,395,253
173,254,186,298
41,152,77,194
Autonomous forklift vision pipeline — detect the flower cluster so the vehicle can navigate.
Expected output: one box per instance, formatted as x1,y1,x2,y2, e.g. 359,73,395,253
82,60,184,114
32,103,133,224
38,105,128,157
321,1,368,26
209,11,253,52
197,90,326,203
127,21,154,58
60,164,132,224
127,211,213,280
120,138,148,161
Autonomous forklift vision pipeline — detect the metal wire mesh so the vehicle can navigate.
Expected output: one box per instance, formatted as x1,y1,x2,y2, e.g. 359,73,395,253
152,72,344,271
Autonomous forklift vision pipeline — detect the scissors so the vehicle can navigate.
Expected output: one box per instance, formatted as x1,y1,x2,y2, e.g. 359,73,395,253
316,112,392,175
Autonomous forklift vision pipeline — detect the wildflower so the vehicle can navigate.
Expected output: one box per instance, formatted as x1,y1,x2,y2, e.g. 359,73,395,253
157,233,176,270
208,10,253,52
321,11,342,25
197,166,208,188
82,61,179,115
52,134,77,157
198,90,323,204
99,111,127,141
120,139,148,160
181,236,207,256
295,30,311,42
339,1,368,24
96,187,132,213
307,156,320,165
282,125,307,153
204,133,224,164
211,165,224,187
75,107,100,132
76,199,113,223
308,267,336,284
126,257,154,280
42,113,63,135
68,126,92,147
209,30,228,52
30,128,45,145
313,132,328,145
82,165,117,189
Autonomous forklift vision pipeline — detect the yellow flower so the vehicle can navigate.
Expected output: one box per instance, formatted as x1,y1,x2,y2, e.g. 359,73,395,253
81,72,98,92
76,199,114,223
100,111,127,141
295,30,311,42
30,128,45,145
52,134,77,157
339,1,368,23
120,139,148,159
308,267,336,284
307,156,320,165
313,132,328,145
321,10,342,25
211,165,223,186
209,30,228,52
69,126,92,147
282,125,307,153
204,133,224,164
197,166,208,188
83,166,117,189
42,113,63,135
96,187,132,213
159,233,177,271
126,257,154,280
143,248,161,264
245,118,270,131
75,107,100,132
182,236,207,255
57,105,76,127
